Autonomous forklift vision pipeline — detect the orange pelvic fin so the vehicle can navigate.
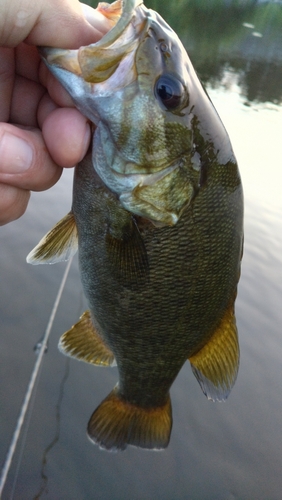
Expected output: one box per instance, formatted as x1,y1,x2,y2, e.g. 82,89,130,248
189,304,239,401
87,386,172,451
58,311,116,367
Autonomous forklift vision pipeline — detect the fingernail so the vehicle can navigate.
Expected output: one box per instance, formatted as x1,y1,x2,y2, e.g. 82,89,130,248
81,122,91,159
0,133,34,173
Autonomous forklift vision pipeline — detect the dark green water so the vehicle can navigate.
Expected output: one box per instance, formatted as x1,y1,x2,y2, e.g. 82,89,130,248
1,1,282,498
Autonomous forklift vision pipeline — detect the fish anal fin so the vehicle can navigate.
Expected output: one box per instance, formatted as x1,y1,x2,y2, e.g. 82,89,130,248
106,217,149,287
58,311,116,367
189,305,239,402
87,386,172,451
26,212,78,265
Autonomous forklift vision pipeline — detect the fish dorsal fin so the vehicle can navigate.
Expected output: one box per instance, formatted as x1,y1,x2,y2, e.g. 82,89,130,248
106,217,149,287
189,305,239,402
26,212,78,265
58,310,116,367
88,386,172,451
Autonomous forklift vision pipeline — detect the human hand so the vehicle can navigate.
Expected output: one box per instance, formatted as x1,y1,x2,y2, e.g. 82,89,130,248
0,0,111,225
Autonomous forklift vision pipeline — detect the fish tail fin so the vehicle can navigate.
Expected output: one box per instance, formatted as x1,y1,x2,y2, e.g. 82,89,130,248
87,386,172,451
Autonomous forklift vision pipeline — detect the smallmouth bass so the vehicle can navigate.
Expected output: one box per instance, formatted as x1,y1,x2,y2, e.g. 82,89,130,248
27,0,243,451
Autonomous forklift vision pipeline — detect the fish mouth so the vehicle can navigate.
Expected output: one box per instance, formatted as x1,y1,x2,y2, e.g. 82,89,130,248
107,157,183,195
40,0,146,85
93,121,189,196
39,0,195,226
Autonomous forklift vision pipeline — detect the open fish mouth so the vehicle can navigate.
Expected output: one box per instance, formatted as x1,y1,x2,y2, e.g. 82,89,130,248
40,0,146,86
39,0,196,226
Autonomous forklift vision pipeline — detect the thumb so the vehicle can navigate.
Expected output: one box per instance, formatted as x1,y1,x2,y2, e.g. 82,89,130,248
0,0,105,48
0,124,61,191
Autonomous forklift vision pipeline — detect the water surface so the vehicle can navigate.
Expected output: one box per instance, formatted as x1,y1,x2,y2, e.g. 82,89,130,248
1,1,282,498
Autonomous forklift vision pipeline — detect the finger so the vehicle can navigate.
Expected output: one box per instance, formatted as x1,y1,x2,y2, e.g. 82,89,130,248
0,124,62,191
39,62,75,108
0,47,15,121
0,183,30,225
42,108,91,167
0,0,106,48
10,75,45,127
81,3,114,33
37,93,58,127
15,43,41,82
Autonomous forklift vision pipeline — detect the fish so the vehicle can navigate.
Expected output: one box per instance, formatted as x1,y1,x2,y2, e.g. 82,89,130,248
27,0,243,451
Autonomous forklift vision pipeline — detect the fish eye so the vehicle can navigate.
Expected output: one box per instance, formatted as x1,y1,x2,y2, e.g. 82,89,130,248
155,74,184,111
160,42,168,53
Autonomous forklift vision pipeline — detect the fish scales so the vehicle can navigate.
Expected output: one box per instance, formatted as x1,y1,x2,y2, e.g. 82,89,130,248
72,152,242,405
27,0,243,450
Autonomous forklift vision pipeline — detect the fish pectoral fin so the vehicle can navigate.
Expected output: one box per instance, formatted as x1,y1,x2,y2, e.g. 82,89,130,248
106,217,149,287
189,304,239,402
26,212,78,265
58,310,116,367
87,386,172,451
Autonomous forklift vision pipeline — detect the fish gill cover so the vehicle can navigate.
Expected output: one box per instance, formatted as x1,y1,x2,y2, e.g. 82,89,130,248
27,0,243,451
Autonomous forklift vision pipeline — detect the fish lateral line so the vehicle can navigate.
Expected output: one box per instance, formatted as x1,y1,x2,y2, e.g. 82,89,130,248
28,0,244,453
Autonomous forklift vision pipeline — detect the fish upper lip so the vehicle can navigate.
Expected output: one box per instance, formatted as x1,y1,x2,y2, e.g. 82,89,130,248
40,1,147,83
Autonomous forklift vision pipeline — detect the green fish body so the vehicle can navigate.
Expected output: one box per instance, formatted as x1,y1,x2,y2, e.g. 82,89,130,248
27,0,243,451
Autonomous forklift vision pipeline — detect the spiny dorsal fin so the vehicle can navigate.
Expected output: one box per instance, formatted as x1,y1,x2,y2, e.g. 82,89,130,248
26,212,78,265
87,386,172,451
106,217,149,287
189,305,239,402
58,310,116,367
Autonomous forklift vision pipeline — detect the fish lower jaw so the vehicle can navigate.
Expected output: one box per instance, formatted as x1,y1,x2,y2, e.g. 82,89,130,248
94,158,183,225
119,192,178,226
96,158,181,193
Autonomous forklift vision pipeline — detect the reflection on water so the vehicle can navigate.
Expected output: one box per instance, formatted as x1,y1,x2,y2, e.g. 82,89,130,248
1,1,282,499
148,0,282,104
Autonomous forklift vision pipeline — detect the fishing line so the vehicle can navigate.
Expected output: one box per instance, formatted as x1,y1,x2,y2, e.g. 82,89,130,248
0,258,73,498
33,357,70,500
9,324,52,500
9,371,41,500
34,287,83,500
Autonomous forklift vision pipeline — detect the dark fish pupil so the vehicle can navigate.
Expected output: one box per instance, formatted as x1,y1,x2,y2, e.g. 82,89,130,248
155,74,183,110
157,83,173,101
